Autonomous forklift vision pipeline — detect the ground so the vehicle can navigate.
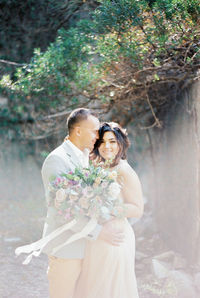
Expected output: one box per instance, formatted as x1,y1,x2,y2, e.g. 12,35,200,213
0,196,196,298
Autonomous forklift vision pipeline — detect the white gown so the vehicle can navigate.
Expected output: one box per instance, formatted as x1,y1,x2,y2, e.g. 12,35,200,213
73,217,139,298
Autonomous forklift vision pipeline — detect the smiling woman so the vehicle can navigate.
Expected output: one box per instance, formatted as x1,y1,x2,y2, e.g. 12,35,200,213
98,131,120,160
91,122,130,167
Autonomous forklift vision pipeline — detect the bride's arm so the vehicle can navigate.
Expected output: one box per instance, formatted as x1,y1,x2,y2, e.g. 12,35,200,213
117,162,144,218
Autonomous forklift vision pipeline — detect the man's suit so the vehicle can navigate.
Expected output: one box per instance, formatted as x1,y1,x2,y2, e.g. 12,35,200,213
41,140,101,259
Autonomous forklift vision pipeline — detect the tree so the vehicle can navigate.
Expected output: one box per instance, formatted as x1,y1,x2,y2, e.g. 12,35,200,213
0,0,199,140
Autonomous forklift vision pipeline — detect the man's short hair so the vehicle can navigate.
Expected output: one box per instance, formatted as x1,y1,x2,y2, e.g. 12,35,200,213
67,108,96,134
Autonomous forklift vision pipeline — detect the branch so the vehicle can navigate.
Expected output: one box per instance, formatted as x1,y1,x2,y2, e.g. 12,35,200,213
37,99,92,120
145,89,162,128
54,1,85,31
0,59,26,66
139,121,158,130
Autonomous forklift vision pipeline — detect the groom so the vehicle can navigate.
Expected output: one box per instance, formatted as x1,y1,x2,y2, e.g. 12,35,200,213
41,108,124,298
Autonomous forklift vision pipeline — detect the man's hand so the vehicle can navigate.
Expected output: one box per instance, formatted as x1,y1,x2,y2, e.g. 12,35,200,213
98,219,125,246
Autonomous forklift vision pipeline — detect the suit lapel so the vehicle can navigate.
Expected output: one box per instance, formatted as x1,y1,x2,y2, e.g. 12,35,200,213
61,141,81,168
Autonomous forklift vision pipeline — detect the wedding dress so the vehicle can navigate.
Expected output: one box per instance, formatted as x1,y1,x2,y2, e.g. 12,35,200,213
73,216,139,298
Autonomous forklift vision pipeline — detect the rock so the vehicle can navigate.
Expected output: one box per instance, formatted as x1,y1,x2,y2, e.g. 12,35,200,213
152,83,200,264
135,251,147,261
136,236,145,242
173,254,187,269
152,258,172,279
168,270,196,298
152,250,188,272
3,237,22,243
151,251,176,279
153,250,175,262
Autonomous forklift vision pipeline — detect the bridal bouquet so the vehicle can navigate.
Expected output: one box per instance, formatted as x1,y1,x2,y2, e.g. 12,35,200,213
15,162,125,265
49,163,124,224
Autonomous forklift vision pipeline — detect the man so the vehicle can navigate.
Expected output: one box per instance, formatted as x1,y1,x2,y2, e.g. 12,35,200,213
41,108,124,298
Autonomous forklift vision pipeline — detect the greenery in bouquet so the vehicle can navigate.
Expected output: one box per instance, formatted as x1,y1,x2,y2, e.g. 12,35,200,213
49,162,125,224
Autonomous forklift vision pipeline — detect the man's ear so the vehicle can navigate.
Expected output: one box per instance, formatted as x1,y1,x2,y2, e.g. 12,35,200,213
74,126,81,137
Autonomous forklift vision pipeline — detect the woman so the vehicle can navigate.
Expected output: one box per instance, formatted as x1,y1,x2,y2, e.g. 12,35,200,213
73,122,144,298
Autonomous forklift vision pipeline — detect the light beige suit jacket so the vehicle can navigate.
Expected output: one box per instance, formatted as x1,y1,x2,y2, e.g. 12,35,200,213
41,141,101,259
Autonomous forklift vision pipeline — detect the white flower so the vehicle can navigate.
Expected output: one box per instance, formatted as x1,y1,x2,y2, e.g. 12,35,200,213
55,188,67,203
108,182,121,197
101,206,109,214
108,196,117,201
101,206,111,220
69,189,79,196
100,169,107,176
108,170,118,180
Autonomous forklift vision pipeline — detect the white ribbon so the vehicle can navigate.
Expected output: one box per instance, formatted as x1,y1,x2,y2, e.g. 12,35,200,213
15,217,97,265
15,219,77,264
51,217,97,254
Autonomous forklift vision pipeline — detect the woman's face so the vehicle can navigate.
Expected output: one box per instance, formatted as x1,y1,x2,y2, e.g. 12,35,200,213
98,131,120,161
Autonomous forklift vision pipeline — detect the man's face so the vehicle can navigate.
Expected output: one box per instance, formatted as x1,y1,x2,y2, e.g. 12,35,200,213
78,115,100,151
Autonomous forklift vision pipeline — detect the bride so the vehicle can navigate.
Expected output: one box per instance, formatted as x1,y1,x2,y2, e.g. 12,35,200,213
73,122,144,298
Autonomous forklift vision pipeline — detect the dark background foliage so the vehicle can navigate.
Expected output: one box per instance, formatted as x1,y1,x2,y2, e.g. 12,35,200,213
0,0,99,76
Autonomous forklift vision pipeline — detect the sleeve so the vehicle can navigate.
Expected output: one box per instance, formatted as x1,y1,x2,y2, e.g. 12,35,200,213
41,154,102,240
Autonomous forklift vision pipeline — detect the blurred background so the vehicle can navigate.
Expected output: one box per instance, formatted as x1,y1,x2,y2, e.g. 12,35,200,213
0,1,200,297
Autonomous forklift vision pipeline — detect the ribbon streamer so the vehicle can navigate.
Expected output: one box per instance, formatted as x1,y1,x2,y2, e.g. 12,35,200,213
15,218,97,265
52,217,97,254
15,219,77,264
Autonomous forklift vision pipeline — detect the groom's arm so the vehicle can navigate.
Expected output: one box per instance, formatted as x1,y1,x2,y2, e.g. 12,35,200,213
41,154,102,240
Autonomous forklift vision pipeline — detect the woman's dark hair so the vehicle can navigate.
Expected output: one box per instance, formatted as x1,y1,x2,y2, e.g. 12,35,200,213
91,122,130,167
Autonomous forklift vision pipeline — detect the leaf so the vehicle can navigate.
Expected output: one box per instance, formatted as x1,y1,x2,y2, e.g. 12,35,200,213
154,74,160,81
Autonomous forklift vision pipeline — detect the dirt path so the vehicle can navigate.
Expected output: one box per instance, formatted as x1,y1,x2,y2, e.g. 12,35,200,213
0,244,48,298
0,198,49,298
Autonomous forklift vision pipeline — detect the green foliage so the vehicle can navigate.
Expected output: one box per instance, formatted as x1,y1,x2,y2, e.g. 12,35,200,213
140,277,177,297
14,21,93,97
92,0,200,65
93,0,146,33
0,0,199,139
0,19,97,126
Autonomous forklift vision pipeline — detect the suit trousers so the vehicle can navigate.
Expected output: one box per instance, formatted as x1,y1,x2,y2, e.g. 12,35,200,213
47,256,82,298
